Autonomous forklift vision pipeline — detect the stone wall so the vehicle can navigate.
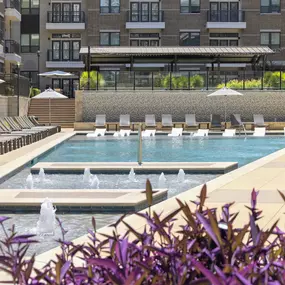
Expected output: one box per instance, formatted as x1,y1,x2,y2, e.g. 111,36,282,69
81,90,285,122
0,96,30,117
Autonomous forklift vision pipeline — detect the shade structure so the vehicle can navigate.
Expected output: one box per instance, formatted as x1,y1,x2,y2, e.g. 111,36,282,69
207,87,243,123
33,88,68,125
0,79,5,84
38,71,73,78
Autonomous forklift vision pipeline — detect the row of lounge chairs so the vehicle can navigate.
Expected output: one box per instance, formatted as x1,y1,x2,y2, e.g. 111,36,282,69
0,116,60,155
87,114,269,137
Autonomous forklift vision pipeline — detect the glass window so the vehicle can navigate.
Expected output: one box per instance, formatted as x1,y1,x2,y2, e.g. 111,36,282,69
180,0,200,13
21,34,30,46
21,34,39,53
179,32,200,46
100,32,120,46
261,0,280,13
260,32,280,49
21,0,29,8
21,0,39,14
100,0,120,13
30,34,39,46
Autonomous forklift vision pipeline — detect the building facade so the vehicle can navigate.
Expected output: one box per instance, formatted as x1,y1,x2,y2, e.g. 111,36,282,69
20,0,285,95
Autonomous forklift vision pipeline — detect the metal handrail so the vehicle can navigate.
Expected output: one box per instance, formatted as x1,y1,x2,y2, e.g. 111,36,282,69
47,11,85,23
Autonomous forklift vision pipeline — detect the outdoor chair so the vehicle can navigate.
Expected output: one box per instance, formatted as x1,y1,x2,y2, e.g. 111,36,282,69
193,129,209,137
23,116,59,135
119,115,131,129
184,114,199,130
0,135,20,155
142,129,156,137
230,114,244,128
145,115,156,129
95,115,106,129
210,114,222,130
253,114,269,129
222,129,236,137
161,114,173,129
253,127,266,137
168,128,183,137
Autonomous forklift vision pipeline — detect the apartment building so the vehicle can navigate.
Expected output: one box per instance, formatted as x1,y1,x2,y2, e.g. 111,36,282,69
20,0,284,95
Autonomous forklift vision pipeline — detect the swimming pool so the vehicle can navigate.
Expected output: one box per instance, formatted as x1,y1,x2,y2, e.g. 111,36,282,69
40,135,285,167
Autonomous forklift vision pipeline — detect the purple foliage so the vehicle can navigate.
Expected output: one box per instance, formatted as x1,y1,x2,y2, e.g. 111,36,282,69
0,184,285,284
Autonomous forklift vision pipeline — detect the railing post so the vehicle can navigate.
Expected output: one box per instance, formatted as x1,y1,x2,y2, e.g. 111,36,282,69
279,70,282,90
261,71,264,90
188,71,190,90
243,69,245,90
169,72,172,90
151,72,154,90
96,71,99,90
206,69,209,90
225,73,227,87
133,71,136,90
115,71,117,91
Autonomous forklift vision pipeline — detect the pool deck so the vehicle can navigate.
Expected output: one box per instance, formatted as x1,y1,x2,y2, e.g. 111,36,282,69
31,161,238,174
0,188,167,213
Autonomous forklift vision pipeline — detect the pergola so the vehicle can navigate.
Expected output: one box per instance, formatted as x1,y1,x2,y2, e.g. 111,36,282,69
80,46,274,72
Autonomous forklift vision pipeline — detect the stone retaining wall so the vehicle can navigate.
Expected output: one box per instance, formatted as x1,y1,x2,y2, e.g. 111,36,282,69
80,90,285,122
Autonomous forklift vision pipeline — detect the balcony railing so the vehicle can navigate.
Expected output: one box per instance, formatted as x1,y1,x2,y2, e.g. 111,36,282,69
127,10,164,22
4,40,20,54
47,49,82,61
47,11,85,23
207,10,245,22
0,74,30,97
4,0,20,12
80,70,285,91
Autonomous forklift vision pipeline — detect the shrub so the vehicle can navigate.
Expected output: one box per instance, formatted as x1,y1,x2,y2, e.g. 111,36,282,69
160,74,204,89
1,183,285,284
29,87,41,98
80,71,105,89
217,78,261,89
190,74,204,88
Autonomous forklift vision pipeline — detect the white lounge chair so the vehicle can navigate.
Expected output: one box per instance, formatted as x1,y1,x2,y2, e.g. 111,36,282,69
222,129,236,137
145,114,156,128
253,127,266,137
168,128,183,137
142,130,156,137
193,129,209,137
162,114,173,128
120,114,131,129
114,129,131,137
95,115,106,128
87,128,106,137
185,114,198,129
253,114,268,128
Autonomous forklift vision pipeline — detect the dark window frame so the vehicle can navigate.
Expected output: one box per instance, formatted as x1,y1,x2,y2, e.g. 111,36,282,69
260,0,280,13
100,0,120,14
99,32,120,46
21,0,39,14
20,33,39,53
180,0,200,14
260,32,280,49
179,32,200,46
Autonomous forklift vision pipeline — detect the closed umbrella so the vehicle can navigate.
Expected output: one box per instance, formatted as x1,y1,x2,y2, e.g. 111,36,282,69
33,88,68,126
38,71,74,78
207,87,243,123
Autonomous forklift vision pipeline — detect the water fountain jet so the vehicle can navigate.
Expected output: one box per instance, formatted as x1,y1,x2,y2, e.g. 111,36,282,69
128,168,136,182
90,175,100,189
26,174,34,189
177,169,185,183
39,168,45,182
83,168,91,183
158,172,166,188
36,198,56,236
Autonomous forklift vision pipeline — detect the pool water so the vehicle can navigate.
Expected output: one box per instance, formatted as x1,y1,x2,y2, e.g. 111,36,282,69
40,136,285,166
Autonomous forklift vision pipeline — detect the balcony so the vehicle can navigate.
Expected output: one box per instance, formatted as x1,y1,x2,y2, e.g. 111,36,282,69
46,11,85,30
4,40,21,64
206,10,246,29
126,11,165,29
4,0,21,22
46,49,85,69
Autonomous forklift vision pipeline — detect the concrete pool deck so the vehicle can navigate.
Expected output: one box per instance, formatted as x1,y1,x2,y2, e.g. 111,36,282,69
31,161,238,174
0,189,167,212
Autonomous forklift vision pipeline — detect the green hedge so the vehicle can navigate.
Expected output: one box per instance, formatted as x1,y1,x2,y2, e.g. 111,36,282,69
80,71,105,89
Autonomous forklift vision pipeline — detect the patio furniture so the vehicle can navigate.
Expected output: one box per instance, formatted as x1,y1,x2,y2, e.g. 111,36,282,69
145,114,156,129
168,128,183,137
114,130,131,137
23,116,59,134
210,114,222,129
222,129,236,137
253,114,269,128
119,115,131,129
95,115,106,129
184,114,199,130
142,129,156,137
162,114,173,129
253,127,266,136
87,129,106,137
193,129,209,137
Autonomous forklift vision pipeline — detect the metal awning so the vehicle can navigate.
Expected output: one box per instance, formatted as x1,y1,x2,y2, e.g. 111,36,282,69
80,46,274,56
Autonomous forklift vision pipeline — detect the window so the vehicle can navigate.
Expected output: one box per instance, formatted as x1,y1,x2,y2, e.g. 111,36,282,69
21,71,38,87
130,33,160,46
100,0,120,13
21,34,39,53
21,0,39,14
100,32,120,46
179,32,200,46
261,0,280,13
180,0,200,13
260,32,280,49
50,40,81,61
0,16,4,43
209,33,239,46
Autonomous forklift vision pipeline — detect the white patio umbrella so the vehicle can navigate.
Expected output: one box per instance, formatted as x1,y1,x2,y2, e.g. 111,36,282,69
207,87,243,122
33,88,68,126
0,79,5,84
38,71,74,78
